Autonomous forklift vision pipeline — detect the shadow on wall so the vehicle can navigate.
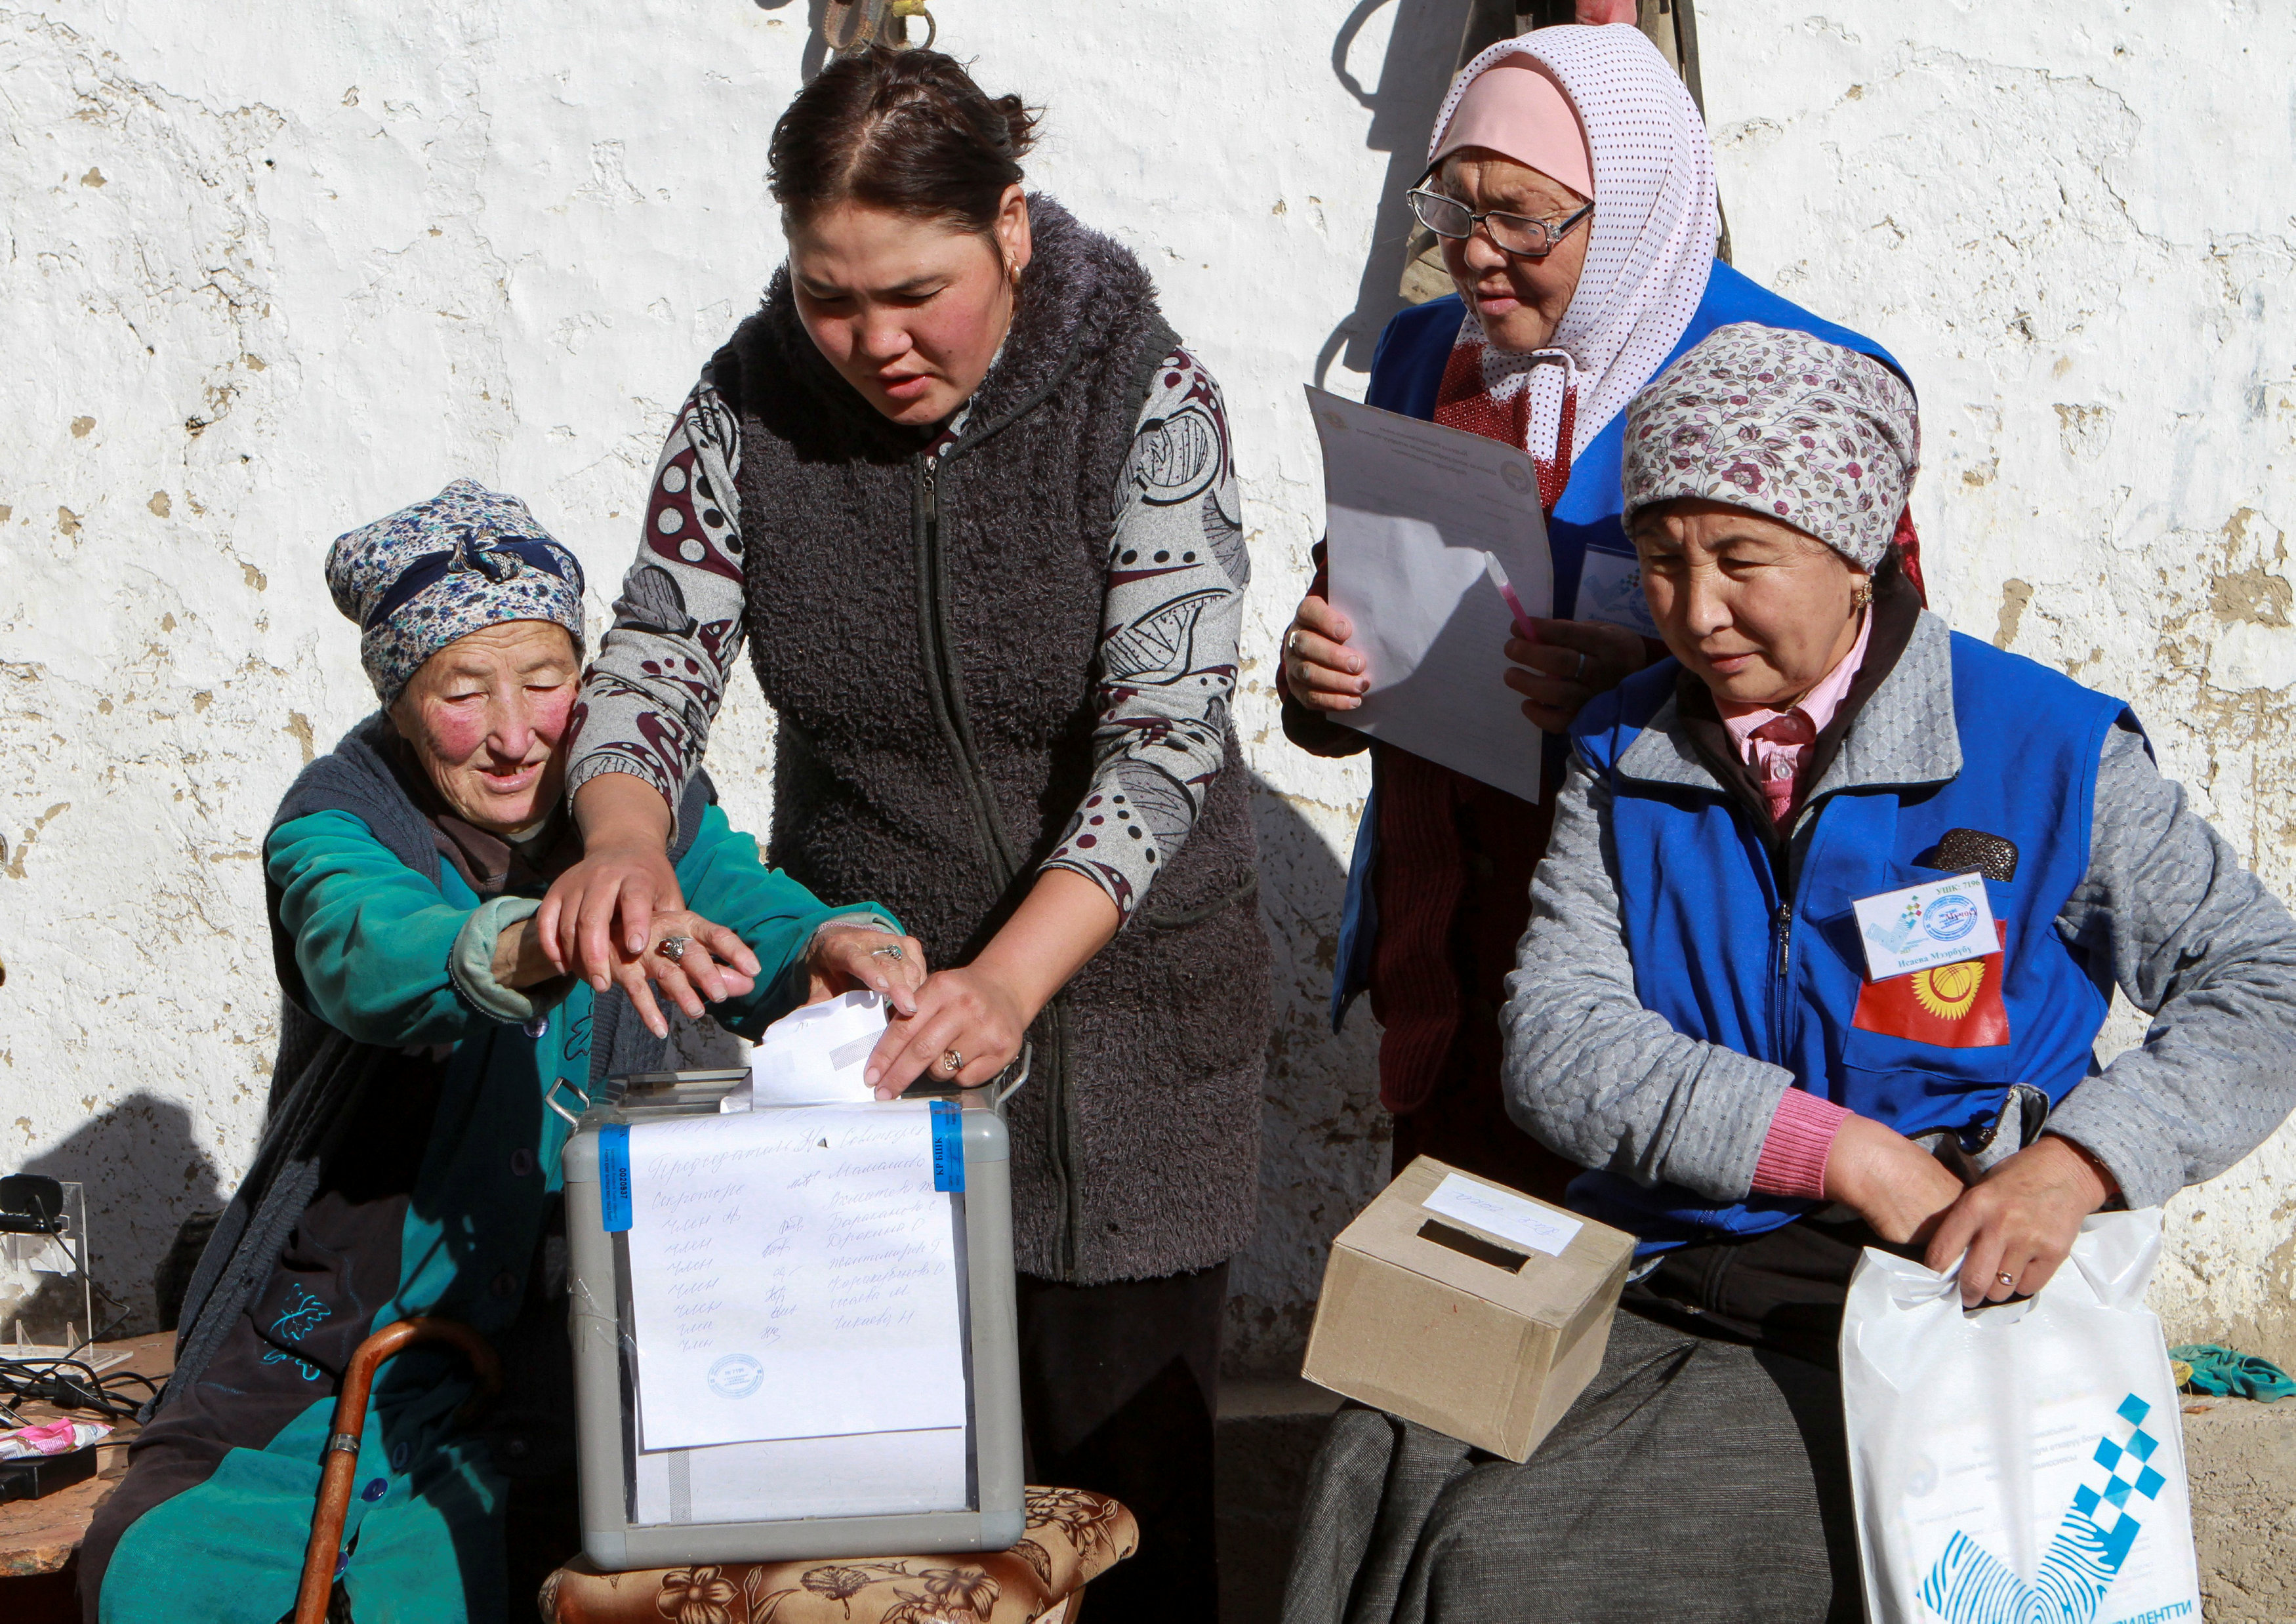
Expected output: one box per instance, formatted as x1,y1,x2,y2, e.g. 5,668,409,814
1317,0,1476,386
16,1091,225,1339
1228,769,1390,1376
752,0,859,81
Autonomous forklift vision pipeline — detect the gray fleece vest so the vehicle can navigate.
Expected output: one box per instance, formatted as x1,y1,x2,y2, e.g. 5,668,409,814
716,197,1268,1283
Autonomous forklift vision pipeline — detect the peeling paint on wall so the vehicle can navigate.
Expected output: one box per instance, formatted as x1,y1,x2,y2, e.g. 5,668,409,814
5,1,2293,1371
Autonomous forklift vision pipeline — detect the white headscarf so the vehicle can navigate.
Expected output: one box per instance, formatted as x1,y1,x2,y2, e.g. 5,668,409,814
1426,25,1719,471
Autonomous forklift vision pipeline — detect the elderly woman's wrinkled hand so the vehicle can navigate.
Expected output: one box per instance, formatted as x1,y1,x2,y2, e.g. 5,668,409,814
1822,1114,1967,1248
1282,591,1369,713
619,908,760,1040
1502,618,1650,734
1923,1135,2118,1308
806,925,928,1016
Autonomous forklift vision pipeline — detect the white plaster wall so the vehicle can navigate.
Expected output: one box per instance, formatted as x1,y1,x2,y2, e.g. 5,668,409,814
3,1,2290,1370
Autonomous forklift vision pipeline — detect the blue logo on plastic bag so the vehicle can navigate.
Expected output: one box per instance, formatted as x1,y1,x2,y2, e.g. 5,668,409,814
1919,1394,2173,1623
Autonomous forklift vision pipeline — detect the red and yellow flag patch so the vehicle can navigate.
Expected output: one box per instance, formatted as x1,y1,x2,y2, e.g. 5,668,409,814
1851,923,2011,1048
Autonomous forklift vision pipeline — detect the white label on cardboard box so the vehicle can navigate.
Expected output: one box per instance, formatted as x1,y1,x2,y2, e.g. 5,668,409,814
1852,876,2000,981
1422,1173,1584,1257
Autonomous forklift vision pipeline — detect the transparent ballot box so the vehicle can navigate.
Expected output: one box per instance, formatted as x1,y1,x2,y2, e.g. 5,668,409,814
564,1072,1025,1568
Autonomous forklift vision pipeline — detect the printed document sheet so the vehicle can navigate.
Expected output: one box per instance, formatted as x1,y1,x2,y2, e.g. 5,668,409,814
1307,386,1553,803
625,1103,966,1453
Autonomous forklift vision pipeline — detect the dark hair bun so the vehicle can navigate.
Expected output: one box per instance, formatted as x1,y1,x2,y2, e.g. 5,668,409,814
770,45,1039,233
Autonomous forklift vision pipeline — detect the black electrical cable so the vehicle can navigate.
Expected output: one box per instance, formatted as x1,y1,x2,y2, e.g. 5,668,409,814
0,1354,162,1422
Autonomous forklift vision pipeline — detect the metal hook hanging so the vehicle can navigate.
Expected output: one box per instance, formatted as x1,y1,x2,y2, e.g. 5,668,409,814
821,0,937,57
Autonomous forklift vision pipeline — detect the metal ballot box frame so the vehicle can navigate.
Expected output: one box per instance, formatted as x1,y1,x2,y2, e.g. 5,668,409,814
564,1072,1025,1568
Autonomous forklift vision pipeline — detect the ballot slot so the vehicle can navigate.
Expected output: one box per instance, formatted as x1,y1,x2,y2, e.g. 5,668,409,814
565,1069,1026,1568
1415,1218,1530,1274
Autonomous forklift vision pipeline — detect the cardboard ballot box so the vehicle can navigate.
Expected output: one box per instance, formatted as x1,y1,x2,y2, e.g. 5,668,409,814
1302,1156,1635,1462
564,1072,1024,1569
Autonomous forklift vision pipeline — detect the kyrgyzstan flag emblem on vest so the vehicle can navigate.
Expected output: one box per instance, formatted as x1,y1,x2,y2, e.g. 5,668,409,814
1851,924,2011,1048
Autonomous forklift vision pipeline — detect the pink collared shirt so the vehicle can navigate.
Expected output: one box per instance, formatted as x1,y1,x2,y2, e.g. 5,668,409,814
1725,611,1873,1199
1717,609,1874,826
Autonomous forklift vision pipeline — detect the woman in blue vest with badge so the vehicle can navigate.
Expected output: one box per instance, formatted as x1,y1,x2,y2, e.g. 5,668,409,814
1277,22,1925,1204
1282,326,2296,1624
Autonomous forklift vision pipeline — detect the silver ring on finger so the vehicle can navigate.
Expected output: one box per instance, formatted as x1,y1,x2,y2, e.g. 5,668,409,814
1995,1271,2017,1288
656,935,691,964
1575,649,1588,681
939,1049,964,1077
1287,628,1303,657
869,944,905,962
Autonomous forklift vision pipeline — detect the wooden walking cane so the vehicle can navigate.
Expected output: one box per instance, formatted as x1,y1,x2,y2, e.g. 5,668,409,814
291,1318,503,1624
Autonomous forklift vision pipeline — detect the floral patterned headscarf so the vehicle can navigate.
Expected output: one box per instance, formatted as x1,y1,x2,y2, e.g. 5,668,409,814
325,478,586,702
1620,323,1918,571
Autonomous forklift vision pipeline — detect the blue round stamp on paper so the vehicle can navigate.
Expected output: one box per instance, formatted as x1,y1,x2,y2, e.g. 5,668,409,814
707,1353,764,1399
1923,893,1980,943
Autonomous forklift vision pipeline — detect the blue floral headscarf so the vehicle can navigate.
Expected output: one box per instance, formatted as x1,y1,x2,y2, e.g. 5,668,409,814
326,479,586,702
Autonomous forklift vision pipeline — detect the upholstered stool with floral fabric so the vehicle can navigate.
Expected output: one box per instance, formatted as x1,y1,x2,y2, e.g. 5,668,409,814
539,1488,1138,1624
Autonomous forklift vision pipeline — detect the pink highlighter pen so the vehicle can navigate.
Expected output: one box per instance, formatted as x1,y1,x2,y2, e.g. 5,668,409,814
1485,554,1539,644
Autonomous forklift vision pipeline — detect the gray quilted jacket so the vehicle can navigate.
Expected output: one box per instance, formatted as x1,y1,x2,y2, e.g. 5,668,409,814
1502,607,2296,1211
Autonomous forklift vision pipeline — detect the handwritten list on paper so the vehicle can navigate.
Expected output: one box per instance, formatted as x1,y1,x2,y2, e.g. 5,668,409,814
625,1103,968,1453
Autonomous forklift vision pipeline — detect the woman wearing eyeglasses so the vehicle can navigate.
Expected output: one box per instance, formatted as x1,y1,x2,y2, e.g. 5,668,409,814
1278,24,1923,1202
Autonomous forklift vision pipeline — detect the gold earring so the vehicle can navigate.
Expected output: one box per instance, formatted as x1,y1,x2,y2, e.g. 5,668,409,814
1853,579,1874,609
1005,259,1021,291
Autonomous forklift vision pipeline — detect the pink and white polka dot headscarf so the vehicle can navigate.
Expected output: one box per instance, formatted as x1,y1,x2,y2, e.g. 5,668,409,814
1425,24,1719,472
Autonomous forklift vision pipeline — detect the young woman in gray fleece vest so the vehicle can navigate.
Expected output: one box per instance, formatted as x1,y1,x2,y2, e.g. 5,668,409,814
537,46,1269,1621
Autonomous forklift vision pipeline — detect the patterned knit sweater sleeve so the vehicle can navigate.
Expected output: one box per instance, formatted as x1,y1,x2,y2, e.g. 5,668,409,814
569,351,1245,916
566,376,748,837
1041,348,1246,920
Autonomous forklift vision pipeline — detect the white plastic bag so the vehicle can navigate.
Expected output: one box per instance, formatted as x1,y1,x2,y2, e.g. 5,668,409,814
1841,1211,2203,1624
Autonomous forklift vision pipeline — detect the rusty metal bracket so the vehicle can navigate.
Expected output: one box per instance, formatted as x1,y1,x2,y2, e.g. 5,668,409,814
822,0,937,57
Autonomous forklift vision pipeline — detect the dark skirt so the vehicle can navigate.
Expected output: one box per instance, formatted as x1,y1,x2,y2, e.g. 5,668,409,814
1281,1218,1896,1624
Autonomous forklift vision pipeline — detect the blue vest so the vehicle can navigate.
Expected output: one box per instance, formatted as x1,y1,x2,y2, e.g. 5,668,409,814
1332,262,1907,1028
1567,630,2132,1244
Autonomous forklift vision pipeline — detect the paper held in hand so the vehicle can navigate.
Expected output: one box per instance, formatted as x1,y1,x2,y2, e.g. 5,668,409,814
1306,386,1554,803
623,1103,967,1453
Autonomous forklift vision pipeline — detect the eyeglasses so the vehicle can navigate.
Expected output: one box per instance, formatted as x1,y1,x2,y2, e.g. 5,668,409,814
1407,188,1593,259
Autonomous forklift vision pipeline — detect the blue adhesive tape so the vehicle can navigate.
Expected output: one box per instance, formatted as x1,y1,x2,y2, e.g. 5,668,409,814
929,1099,965,1194
598,1123,632,1232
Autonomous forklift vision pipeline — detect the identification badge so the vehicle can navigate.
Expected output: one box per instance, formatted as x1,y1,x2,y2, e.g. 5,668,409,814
1575,547,1662,638
1853,876,2001,982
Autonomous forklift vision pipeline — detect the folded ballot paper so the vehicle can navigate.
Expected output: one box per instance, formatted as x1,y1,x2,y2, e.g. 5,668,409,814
720,989,889,1112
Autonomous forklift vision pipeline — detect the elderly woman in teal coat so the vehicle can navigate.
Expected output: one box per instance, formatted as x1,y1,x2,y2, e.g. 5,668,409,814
81,481,924,1624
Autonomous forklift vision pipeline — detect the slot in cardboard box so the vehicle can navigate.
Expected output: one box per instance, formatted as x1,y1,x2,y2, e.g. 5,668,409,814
1301,1156,1636,1463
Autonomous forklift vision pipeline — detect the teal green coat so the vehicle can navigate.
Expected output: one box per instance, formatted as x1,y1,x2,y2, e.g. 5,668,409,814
97,800,878,1624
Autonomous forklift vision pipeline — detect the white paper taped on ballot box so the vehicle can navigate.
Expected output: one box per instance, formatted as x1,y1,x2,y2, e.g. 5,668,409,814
565,990,1026,1566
